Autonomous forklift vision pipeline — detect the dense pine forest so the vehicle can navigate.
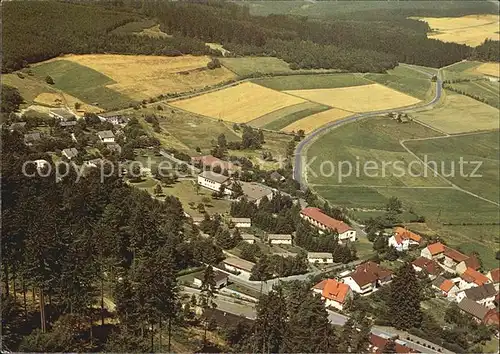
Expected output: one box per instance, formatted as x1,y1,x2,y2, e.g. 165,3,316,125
4,0,498,74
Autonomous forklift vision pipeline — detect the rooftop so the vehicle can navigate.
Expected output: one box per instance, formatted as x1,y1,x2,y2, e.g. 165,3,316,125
350,261,393,286
464,283,497,301
412,257,441,276
268,234,292,241
426,242,445,255
97,130,114,139
192,155,237,170
223,257,255,272
489,268,500,283
460,267,490,286
314,279,351,304
394,227,422,244
301,207,352,233
307,252,333,259
50,108,75,120
241,233,256,240
443,247,469,263
199,170,230,184
240,182,274,201
62,148,78,158
458,298,489,320
231,217,251,223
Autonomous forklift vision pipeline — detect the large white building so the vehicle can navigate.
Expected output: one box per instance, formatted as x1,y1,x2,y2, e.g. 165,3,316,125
300,207,356,243
268,234,293,245
307,252,334,264
197,171,232,195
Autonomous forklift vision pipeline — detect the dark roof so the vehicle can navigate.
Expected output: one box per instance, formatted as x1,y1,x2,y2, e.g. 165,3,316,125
350,261,392,286
443,247,469,262
97,130,114,139
412,257,441,276
458,298,489,320
463,255,481,271
201,308,254,326
464,283,497,301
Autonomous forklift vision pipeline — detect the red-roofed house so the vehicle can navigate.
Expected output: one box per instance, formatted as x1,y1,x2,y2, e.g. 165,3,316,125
432,276,460,299
191,155,238,172
456,256,481,275
412,257,441,279
459,267,491,289
442,247,469,272
312,278,353,310
369,334,419,353
300,207,356,243
388,227,423,251
486,268,500,291
420,242,446,260
342,262,392,295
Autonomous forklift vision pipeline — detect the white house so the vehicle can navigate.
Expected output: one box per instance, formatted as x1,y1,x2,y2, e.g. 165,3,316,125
486,268,499,291
222,257,255,278
197,171,232,195
62,148,78,160
240,182,274,205
231,217,251,228
388,227,422,252
307,252,334,264
300,207,356,243
97,130,115,143
458,267,491,290
268,234,292,245
420,242,446,260
312,278,353,311
193,270,229,289
241,233,256,244
342,262,393,295
455,283,497,309
432,276,460,300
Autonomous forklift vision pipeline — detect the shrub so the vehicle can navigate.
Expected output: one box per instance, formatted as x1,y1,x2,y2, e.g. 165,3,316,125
45,75,54,84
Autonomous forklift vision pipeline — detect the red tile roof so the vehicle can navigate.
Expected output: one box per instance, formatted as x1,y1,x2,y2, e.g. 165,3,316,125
369,334,418,353
489,268,500,283
394,227,423,244
443,247,469,263
412,257,441,276
321,279,351,304
426,242,445,255
461,267,490,286
463,256,481,271
191,155,236,170
351,262,393,287
301,207,353,234
440,279,455,293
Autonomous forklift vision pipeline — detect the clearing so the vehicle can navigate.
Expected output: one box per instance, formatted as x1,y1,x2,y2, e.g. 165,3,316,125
281,108,352,133
413,91,499,133
57,54,235,100
249,102,330,130
284,83,421,112
252,73,371,91
170,82,306,123
415,14,500,46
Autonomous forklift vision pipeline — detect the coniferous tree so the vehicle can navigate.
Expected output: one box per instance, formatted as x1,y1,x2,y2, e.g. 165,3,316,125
388,262,423,330
199,265,217,346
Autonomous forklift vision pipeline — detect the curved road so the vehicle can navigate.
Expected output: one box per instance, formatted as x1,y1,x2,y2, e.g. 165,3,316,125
293,67,442,186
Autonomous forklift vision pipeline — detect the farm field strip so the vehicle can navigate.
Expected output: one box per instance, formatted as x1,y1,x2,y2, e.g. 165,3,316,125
474,62,500,78
447,80,500,108
281,108,352,133
252,73,371,91
260,103,331,131
170,82,307,123
248,102,324,128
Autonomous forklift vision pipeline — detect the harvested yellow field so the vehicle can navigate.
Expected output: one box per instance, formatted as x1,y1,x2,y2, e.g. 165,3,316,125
281,108,352,133
170,82,306,123
34,92,103,115
285,84,420,112
474,62,500,78
58,54,235,100
415,15,500,46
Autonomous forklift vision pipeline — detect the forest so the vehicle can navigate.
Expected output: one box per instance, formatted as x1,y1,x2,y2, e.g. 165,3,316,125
4,0,496,74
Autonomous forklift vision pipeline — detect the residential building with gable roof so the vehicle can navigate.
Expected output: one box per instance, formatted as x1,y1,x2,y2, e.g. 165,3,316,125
412,257,441,279
432,275,460,299
342,261,392,295
268,234,292,245
420,242,446,260
456,283,497,308
456,255,481,275
486,268,499,291
300,207,356,244
312,278,353,310
457,298,490,323
388,227,423,252
459,267,491,289
307,252,334,264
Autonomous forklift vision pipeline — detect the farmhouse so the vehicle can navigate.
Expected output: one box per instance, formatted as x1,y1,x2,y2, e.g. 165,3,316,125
62,148,78,160
197,171,232,195
240,182,274,205
97,130,115,143
300,207,356,243
459,267,491,289
231,217,251,228
192,155,237,172
457,298,491,323
312,278,353,311
24,132,41,146
456,283,497,308
388,227,422,251
432,276,460,299
222,257,255,278
307,252,334,264
268,234,293,245
455,255,481,275
420,242,446,260
412,257,441,279
442,247,469,273
193,270,228,289
486,268,499,290
49,108,75,121
241,233,256,244
342,262,392,295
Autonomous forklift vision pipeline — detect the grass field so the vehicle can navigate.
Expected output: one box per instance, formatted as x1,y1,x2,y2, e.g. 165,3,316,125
365,65,434,101
58,54,235,100
442,61,484,81
170,82,306,123
474,62,500,78
404,131,499,202
30,59,132,110
284,84,421,112
413,91,499,133
306,118,446,186
281,108,352,133
252,74,371,91
3,73,57,103
447,80,500,108
250,102,330,130
415,14,500,46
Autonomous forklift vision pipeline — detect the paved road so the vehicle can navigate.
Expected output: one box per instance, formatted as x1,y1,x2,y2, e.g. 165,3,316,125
293,68,442,186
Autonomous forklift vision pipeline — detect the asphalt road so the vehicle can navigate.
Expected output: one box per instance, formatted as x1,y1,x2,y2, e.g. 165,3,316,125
293,68,443,186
